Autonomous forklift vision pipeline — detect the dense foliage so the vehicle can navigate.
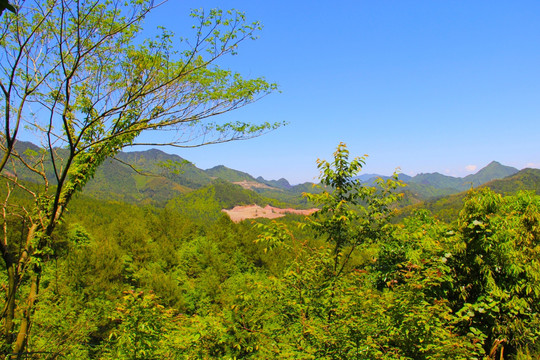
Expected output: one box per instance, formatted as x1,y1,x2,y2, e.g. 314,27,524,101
0,0,280,354
0,0,538,357
1,144,538,359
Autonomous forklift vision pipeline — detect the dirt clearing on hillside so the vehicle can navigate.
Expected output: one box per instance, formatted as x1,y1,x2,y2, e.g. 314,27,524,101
223,205,318,222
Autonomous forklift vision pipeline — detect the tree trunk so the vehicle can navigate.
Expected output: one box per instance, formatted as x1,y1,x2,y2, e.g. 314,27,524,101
0,223,40,357
1,261,17,357
13,270,40,358
3,264,16,337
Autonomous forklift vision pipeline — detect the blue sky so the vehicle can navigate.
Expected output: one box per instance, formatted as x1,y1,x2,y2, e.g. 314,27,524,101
144,1,540,184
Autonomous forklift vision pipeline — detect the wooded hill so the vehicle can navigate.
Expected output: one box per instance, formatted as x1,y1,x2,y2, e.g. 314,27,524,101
358,161,520,201
3,142,540,359
81,145,537,223
12,141,537,222
396,167,540,222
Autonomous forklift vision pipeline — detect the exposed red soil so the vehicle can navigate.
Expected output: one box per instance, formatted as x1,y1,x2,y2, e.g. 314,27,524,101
222,204,318,222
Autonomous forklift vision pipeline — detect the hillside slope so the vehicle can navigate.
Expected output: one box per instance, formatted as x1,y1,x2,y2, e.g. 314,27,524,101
6,141,529,211
396,168,540,222
165,179,298,222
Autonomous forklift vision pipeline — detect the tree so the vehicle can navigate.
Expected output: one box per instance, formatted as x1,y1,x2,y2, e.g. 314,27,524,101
303,142,403,276
253,145,481,358
451,189,540,357
0,0,279,356
0,1,16,16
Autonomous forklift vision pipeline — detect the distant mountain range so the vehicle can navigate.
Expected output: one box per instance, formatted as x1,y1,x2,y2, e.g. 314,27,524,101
358,161,519,188
356,161,520,201
8,141,539,216
395,167,540,222
9,141,319,207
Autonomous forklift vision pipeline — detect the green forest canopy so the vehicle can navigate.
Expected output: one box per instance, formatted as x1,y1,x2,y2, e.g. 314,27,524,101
1,143,538,359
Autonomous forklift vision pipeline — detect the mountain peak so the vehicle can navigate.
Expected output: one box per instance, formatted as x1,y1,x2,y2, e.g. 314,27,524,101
256,176,292,190
207,165,227,171
486,160,503,167
463,161,518,187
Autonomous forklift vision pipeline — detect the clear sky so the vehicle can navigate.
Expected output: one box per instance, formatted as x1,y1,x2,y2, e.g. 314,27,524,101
143,1,540,184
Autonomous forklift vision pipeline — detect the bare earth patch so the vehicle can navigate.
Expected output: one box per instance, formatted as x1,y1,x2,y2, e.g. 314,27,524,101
232,180,276,190
222,204,318,222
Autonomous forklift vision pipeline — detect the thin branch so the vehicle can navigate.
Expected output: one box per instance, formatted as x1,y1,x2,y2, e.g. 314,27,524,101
111,156,161,177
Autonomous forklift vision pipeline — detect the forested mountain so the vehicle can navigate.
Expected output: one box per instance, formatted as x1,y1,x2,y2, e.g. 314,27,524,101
482,168,540,195
355,173,412,183
256,176,293,190
396,167,540,222
117,149,213,189
206,165,258,183
408,172,463,191
97,149,523,207
408,161,518,193
10,141,529,211
462,161,519,187
354,161,520,202
84,159,192,205
3,141,540,359
9,141,317,208
87,148,322,208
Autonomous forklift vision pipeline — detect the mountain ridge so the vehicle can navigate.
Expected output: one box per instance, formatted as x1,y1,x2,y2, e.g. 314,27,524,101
357,161,520,200
395,167,540,223
6,141,534,209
